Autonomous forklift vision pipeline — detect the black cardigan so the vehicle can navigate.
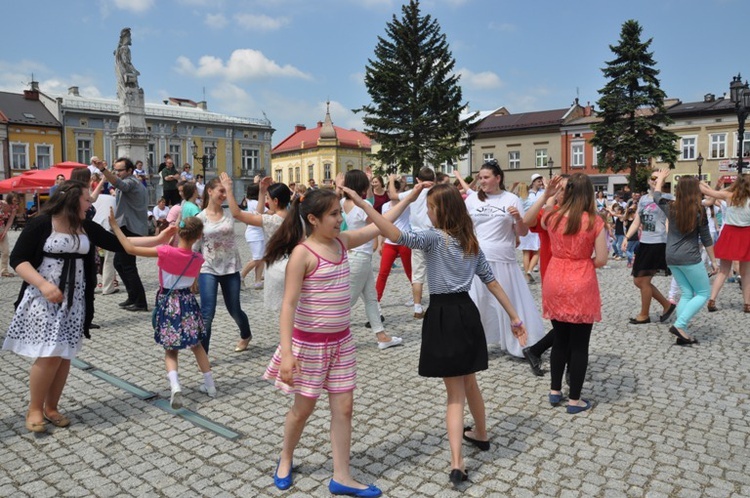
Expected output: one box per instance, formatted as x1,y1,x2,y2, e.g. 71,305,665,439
10,214,125,339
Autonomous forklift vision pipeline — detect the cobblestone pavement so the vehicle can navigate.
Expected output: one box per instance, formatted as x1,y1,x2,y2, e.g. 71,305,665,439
1,224,749,498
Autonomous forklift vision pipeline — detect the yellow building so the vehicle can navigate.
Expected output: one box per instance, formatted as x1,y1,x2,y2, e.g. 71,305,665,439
272,104,372,186
0,86,63,179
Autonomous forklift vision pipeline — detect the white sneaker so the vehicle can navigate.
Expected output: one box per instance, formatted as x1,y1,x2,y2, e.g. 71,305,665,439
170,388,183,409
199,384,217,398
253,282,264,290
378,336,403,350
414,304,425,319
405,300,415,307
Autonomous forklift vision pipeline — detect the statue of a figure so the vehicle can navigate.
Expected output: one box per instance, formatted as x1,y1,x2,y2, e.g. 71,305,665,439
114,27,140,103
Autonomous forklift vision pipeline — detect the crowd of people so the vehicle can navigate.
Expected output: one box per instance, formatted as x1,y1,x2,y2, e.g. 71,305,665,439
1,157,749,495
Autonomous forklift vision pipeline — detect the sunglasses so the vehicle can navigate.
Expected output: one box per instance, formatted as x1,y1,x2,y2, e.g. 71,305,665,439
650,176,657,181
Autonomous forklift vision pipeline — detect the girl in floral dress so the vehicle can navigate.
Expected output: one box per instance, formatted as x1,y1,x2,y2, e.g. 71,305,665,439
109,212,214,409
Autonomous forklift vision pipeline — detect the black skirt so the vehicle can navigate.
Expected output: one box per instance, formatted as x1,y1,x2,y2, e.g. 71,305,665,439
631,242,671,277
418,292,489,378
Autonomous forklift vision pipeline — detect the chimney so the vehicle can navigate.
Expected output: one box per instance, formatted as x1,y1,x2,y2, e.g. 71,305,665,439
197,100,208,110
317,121,323,128
704,93,715,103
30,80,40,91
68,86,80,96
23,89,39,101
294,124,306,133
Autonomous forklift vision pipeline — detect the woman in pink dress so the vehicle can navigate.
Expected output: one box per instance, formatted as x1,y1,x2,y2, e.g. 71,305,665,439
541,174,608,414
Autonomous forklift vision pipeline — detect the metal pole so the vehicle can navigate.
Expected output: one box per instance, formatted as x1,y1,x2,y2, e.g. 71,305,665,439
738,108,746,176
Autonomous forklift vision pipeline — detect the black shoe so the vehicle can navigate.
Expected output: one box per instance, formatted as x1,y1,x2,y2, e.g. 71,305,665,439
628,317,651,324
522,347,544,377
462,426,490,451
449,469,468,485
364,315,385,329
659,303,676,323
119,299,134,308
89,323,101,329
670,325,698,345
124,304,148,312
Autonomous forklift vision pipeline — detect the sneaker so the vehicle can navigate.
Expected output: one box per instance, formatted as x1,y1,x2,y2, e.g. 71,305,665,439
378,336,403,350
253,282,264,290
170,388,183,409
199,384,217,398
526,272,535,284
414,304,425,319
405,300,415,307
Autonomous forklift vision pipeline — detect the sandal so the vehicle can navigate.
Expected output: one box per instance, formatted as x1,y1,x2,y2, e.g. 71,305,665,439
25,418,47,433
1,271,15,277
744,304,750,313
43,411,71,428
707,299,718,312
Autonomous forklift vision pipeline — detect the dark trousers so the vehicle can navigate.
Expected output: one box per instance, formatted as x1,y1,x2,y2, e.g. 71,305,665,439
164,189,181,206
114,226,147,307
527,328,554,357
550,320,593,400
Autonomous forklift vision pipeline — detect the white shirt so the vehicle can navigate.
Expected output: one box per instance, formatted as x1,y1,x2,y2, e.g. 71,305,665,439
464,190,524,262
398,186,432,230
342,199,373,254
381,201,411,245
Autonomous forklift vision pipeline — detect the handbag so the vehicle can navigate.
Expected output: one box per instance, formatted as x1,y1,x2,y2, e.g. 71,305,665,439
152,253,197,329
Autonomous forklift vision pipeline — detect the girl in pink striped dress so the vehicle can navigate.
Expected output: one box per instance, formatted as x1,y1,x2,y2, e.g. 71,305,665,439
262,186,422,497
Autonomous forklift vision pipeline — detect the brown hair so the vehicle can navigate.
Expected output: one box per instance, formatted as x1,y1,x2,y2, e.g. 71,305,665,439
178,216,203,244
41,180,87,248
426,184,479,255
672,176,704,233
201,177,221,210
477,160,505,201
546,173,597,235
728,173,750,207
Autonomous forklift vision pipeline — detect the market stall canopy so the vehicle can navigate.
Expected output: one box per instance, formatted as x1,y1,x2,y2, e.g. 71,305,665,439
0,161,87,194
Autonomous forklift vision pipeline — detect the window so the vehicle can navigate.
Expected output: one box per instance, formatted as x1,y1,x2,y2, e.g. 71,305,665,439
535,149,548,168
295,167,300,183
308,165,314,181
483,153,494,163
324,163,332,180
77,139,91,164
592,146,601,167
740,132,750,158
169,144,181,166
36,144,52,169
203,143,216,169
241,148,259,171
11,143,28,169
680,136,697,160
508,151,520,170
710,134,727,159
288,168,293,183
275,169,283,183
571,143,585,168
148,143,156,174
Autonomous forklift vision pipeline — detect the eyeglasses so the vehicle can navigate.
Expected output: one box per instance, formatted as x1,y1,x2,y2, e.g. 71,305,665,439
650,176,657,181
114,168,127,172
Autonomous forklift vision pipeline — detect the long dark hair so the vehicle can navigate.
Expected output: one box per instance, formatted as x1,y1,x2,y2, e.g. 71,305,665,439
428,184,479,255
41,180,87,245
264,188,338,265
201,177,221,210
70,167,91,184
344,169,370,198
267,182,292,209
477,160,505,201
672,176,704,234
546,173,596,235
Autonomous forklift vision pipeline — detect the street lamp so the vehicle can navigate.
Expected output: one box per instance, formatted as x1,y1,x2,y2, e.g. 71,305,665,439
696,152,704,181
191,141,215,178
730,73,750,176
547,157,554,179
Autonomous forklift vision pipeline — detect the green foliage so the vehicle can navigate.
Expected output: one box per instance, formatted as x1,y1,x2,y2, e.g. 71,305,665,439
355,0,476,177
628,164,653,193
590,19,679,190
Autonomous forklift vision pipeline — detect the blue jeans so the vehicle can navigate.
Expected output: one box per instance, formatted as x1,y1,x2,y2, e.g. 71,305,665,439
668,262,710,331
613,234,625,258
626,241,639,264
199,272,251,353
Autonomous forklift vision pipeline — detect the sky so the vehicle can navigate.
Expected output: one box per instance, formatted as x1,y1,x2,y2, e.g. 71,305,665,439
1,0,747,147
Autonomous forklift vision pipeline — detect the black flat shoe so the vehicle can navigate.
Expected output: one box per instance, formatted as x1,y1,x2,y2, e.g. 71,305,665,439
89,323,101,329
659,303,676,322
449,469,468,485
628,317,651,324
124,304,149,312
522,347,544,377
669,326,698,345
462,426,490,451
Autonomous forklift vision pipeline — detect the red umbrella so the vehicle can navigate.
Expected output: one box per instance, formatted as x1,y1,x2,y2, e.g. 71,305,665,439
0,161,88,194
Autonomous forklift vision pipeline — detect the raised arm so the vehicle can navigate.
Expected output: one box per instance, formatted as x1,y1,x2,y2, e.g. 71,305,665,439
108,208,159,257
453,169,471,193
700,181,733,201
220,172,263,227
523,175,562,227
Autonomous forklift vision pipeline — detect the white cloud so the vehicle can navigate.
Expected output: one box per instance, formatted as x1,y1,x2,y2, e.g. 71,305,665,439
175,49,311,81
112,0,154,14
234,13,289,31
205,13,228,29
0,60,105,99
457,68,503,90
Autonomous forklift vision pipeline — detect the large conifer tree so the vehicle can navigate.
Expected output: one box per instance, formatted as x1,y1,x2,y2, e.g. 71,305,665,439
356,0,474,176
591,19,678,189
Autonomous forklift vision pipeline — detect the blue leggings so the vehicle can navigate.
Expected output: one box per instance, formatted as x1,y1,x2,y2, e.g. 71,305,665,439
668,262,710,331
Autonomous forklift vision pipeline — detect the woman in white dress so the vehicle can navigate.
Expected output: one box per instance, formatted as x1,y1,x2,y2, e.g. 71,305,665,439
465,161,545,359
515,182,541,283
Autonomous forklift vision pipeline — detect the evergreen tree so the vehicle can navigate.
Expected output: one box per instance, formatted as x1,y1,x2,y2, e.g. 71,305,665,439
591,19,678,189
355,0,475,177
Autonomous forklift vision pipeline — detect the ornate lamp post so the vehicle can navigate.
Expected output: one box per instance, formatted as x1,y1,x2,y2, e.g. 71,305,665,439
547,157,554,179
730,74,750,176
191,141,215,179
696,152,704,181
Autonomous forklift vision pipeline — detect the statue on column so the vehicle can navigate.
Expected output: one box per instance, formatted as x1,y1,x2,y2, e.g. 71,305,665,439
113,27,148,161
114,28,140,105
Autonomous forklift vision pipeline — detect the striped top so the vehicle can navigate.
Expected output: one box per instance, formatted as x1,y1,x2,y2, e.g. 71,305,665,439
293,238,351,334
397,228,495,294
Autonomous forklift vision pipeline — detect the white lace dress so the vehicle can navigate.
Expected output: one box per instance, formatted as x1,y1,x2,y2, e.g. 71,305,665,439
3,232,89,359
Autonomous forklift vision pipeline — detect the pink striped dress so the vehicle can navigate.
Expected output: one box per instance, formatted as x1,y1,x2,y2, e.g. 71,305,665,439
264,238,357,398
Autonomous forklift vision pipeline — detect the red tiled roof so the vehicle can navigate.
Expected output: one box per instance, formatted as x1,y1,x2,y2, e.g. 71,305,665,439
273,124,371,154
471,108,570,133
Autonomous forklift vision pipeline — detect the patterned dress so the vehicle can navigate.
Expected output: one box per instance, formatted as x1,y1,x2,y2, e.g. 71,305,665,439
3,233,89,359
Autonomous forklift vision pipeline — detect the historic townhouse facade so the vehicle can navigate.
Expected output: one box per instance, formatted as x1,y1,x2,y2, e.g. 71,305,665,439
37,86,273,201
468,101,586,185
272,105,371,186
0,86,63,180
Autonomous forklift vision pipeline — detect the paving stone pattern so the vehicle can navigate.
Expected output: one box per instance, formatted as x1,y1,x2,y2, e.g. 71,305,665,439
0,225,748,497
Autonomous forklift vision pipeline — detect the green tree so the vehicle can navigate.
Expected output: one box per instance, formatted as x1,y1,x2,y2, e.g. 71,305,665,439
355,0,475,177
591,19,678,190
